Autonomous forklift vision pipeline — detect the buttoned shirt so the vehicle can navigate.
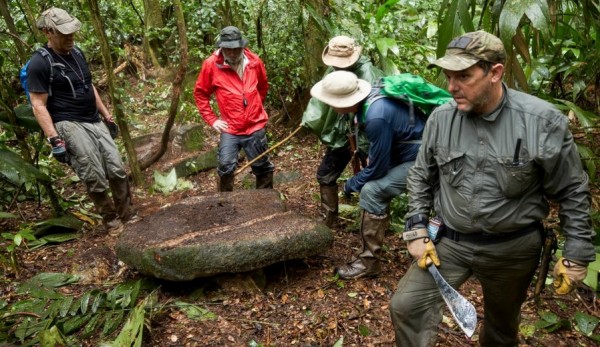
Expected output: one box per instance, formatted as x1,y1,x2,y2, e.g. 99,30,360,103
407,84,595,263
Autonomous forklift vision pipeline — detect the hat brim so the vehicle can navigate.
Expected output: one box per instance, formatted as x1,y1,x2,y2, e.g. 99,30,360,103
216,38,248,49
427,54,479,71
322,46,362,68
54,19,81,35
310,79,371,109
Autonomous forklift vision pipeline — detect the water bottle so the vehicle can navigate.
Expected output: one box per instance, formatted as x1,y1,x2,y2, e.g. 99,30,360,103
427,216,443,240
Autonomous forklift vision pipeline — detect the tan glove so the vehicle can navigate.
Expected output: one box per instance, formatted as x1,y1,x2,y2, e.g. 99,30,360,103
406,232,440,270
552,257,588,295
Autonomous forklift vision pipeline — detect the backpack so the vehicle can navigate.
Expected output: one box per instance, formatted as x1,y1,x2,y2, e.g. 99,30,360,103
363,73,453,122
20,47,81,103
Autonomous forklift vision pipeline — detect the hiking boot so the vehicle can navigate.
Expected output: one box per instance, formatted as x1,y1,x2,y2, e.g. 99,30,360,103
336,258,381,280
336,211,389,280
106,218,124,237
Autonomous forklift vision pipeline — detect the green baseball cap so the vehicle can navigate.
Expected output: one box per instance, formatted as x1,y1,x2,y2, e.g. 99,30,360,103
428,31,506,71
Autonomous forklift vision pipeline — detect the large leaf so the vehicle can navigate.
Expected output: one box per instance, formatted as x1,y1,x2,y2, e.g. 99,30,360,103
0,104,41,132
499,0,550,52
33,213,85,237
574,312,600,336
0,148,50,185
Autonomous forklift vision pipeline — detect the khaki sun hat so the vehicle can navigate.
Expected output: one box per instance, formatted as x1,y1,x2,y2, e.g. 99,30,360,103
37,7,81,35
322,36,362,69
310,71,371,108
428,30,506,71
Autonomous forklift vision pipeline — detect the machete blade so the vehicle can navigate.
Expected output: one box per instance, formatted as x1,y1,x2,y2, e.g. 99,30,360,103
428,265,477,337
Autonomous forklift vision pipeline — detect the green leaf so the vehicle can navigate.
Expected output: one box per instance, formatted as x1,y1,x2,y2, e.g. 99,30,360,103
59,296,74,318
538,310,558,323
0,148,50,185
375,37,399,59
0,212,17,219
38,325,67,347
13,233,22,246
105,295,148,347
21,272,80,290
358,324,370,336
152,169,178,194
174,301,218,321
332,336,344,347
29,233,79,249
574,312,600,336
81,292,91,315
101,310,125,336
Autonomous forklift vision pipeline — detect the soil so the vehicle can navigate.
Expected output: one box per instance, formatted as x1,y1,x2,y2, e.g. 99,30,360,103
3,114,600,347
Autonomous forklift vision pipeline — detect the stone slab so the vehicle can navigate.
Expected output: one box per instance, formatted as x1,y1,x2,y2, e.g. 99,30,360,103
116,189,333,281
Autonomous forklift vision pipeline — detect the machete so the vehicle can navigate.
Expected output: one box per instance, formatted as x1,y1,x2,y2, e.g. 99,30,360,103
428,265,477,337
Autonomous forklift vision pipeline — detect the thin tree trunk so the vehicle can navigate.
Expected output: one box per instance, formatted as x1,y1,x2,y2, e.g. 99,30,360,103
142,0,164,68
139,0,189,170
86,0,143,186
0,0,26,62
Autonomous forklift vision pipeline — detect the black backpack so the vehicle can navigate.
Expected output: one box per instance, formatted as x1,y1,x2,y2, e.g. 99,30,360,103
20,47,83,102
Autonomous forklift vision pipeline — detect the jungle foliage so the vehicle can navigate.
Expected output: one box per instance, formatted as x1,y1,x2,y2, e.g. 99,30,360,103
0,0,599,345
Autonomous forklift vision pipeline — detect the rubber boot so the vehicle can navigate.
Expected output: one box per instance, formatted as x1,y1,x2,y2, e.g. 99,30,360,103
336,211,389,280
219,174,235,192
319,184,339,228
88,190,123,235
109,177,135,222
255,171,274,189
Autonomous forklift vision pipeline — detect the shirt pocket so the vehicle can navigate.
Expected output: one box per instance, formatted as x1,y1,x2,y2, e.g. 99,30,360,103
435,149,465,188
495,158,538,198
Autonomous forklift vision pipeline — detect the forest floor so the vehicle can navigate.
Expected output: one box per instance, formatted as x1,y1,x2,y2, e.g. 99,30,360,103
3,108,600,346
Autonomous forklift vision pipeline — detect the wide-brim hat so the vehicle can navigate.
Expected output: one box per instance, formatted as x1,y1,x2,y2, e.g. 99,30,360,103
310,71,371,108
322,35,362,68
38,7,81,35
216,26,248,48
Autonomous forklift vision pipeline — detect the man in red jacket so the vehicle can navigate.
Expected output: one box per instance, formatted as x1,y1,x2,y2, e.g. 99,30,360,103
194,26,274,191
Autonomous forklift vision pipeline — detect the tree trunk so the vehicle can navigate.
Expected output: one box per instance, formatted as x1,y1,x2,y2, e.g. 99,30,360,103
86,0,143,186
142,0,164,68
139,0,189,170
0,0,27,63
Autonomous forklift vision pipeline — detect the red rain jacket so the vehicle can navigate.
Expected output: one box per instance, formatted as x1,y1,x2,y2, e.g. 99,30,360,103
194,48,269,135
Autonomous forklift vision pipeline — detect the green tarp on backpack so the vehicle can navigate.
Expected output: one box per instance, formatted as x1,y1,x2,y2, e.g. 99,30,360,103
364,73,453,119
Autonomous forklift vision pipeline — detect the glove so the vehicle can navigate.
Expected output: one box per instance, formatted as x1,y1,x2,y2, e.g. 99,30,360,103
342,181,352,199
212,119,229,133
105,120,119,139
48,136,70,164
552,257,588,295
406,229,440,270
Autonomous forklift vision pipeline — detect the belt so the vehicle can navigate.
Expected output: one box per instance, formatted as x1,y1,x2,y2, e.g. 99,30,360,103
441,222,542,243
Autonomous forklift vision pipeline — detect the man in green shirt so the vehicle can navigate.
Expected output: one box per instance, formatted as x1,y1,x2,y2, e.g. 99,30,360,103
301,36,383,227
390,31,595,347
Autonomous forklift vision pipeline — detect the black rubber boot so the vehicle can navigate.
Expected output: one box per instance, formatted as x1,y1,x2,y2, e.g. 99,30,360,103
109,177,135,221
255,171,274,189
88,190,122,235
219,174,235,192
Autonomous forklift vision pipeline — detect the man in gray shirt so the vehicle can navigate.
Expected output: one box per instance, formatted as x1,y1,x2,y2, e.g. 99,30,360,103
390,31,595,347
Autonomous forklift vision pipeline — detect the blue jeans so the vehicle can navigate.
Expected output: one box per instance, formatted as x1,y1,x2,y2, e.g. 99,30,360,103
218,129,274,176
359,161,414,215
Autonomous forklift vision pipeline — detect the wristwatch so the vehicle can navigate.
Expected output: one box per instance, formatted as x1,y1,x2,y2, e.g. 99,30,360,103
402,228,429,241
